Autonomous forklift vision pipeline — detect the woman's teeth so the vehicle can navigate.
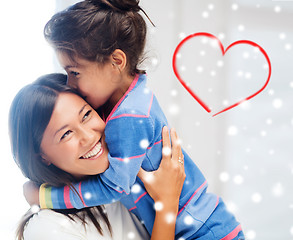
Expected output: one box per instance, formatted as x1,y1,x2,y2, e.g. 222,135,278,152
82,142,102,159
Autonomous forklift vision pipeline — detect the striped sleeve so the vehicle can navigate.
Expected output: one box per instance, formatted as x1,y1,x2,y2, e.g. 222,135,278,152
39,184,52,209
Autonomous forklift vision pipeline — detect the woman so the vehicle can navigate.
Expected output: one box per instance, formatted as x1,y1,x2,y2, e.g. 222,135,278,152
9,73,185,240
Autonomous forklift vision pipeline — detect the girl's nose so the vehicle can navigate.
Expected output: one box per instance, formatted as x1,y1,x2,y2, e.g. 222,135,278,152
67,76,77,88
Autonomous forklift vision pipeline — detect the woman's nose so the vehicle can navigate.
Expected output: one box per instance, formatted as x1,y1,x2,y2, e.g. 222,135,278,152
79,127,95,146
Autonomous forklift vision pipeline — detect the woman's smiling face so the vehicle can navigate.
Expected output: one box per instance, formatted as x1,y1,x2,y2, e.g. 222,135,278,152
40,92,109,179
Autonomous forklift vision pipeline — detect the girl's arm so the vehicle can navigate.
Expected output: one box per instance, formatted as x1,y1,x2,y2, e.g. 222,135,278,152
23,127,184,240
138,127,185,240
37,110,156,209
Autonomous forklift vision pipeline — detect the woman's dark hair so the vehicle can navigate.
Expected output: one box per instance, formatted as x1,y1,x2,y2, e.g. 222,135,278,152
9,73,112,239
44,0,154,76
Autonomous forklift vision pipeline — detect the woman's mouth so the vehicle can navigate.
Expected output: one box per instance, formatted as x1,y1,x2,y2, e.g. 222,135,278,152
80,140,103,159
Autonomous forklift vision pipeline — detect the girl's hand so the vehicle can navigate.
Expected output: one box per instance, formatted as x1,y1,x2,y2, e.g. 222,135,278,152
137,126,186,213
23,181,40,206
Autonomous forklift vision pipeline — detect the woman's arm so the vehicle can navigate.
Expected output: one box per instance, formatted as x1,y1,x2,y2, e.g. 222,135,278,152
138,126,185,240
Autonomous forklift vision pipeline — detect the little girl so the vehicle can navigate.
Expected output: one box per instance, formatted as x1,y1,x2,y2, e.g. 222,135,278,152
31,0,244,239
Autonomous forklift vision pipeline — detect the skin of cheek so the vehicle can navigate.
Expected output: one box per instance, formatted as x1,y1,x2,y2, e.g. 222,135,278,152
40,93,110,177
41,134,110,178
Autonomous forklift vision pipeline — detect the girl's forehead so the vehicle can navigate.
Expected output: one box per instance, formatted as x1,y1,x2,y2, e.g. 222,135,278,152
57,52,74,65
57,51,98,69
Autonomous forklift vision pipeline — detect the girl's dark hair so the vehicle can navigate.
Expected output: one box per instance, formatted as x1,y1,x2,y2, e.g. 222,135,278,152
9,73,112,240
44,0,154,76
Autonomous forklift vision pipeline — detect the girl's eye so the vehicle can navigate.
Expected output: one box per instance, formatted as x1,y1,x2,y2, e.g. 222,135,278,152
70,71,79,77
82,110,92,121
60,130,72,140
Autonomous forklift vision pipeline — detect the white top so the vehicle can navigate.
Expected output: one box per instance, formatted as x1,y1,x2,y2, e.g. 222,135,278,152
24,202,150,240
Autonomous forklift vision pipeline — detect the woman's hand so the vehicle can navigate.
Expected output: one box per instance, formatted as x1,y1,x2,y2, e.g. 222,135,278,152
137,126,185,239
138,126,185,210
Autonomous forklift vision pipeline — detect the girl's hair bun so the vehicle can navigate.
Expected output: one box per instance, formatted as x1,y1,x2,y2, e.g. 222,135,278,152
87,0,154,26
87,0,141,12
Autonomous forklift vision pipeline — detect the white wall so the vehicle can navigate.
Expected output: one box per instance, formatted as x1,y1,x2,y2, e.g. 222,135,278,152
142,1,293,239
0,1,56,239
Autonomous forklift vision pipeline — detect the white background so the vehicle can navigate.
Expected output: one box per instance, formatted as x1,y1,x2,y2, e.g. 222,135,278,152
1,0,293,239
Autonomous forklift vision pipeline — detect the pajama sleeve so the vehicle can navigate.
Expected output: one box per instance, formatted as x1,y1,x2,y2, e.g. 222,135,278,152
39,109,155,209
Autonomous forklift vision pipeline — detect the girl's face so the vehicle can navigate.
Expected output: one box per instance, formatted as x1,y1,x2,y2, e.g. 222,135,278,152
57,52,125,110
40,92,109,179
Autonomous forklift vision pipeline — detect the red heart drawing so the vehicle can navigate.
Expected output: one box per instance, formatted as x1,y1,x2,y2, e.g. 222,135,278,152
172,32,272,117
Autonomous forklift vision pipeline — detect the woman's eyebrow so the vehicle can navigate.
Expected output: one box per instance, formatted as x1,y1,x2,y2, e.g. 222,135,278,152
54,124,69,137
79,104,88,115
54,104,88,137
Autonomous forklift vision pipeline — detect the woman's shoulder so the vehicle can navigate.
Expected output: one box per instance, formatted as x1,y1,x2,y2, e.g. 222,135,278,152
23,208,111,240
23,203,149,240
23,209,79,240
105,202,150,240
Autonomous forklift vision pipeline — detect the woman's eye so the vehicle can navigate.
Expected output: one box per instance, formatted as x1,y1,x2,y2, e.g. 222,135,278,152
61,130,72,140
82,110,92,121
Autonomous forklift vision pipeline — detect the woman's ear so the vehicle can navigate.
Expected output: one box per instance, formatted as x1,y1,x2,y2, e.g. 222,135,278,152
40,154,51,166
111,49,127,71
